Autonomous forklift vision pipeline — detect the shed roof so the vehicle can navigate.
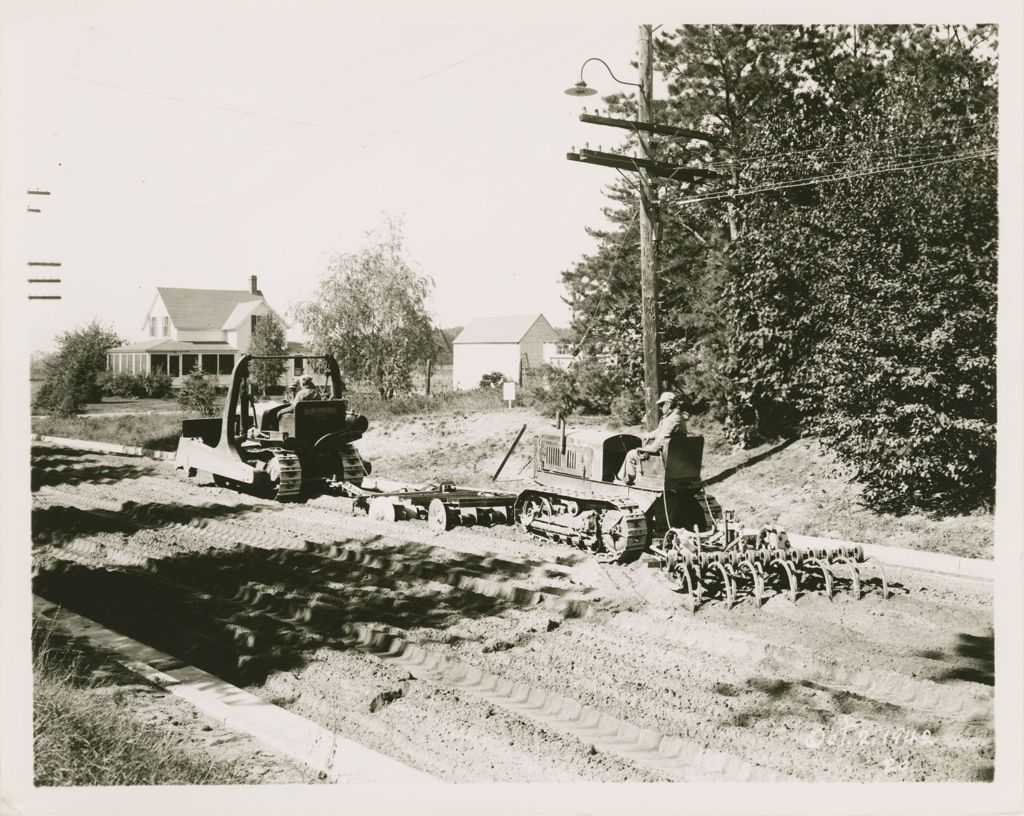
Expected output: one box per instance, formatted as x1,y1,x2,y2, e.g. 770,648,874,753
156,287,268,330
452,314,555,345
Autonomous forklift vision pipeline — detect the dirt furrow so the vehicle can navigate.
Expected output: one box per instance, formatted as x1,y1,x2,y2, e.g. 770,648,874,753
30,444,995,782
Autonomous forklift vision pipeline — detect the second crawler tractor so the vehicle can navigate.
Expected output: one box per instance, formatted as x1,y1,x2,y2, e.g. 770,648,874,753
514,417,885,607
514,418,723,562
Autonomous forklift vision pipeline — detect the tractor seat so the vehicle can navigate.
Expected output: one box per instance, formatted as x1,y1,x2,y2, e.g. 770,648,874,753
257,402,292,432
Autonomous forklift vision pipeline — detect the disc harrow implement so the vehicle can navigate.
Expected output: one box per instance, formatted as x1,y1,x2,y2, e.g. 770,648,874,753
654,522,887,612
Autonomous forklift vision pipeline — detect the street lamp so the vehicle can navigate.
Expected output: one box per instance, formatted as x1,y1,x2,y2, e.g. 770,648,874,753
563,57,641,97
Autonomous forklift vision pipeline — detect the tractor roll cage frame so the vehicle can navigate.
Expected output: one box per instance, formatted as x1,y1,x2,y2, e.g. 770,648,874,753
224,354,345,444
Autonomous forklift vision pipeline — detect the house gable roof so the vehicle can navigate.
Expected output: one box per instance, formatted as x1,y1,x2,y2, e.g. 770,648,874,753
221,299,287,330
156,287,269,331
452,314,555,345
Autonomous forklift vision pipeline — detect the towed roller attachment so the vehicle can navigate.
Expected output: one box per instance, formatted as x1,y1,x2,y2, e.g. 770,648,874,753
427,498,510,532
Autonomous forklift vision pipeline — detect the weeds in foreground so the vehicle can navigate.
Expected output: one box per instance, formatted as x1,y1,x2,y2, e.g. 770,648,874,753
32,616,250,786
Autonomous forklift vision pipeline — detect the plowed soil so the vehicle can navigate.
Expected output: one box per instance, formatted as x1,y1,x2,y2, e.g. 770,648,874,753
30,443,995,782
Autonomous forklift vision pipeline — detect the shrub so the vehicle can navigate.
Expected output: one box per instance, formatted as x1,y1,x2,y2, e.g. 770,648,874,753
522,358,627,418
522,365,574,418
33,321,122,415
98,371,174,399
568,358,624,415
610,391,644,426
99,372,146,398
479,371,508,389
142,372,173,398
177,370,218,416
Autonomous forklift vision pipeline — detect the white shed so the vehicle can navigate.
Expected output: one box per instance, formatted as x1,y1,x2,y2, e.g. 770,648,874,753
452,314,561,390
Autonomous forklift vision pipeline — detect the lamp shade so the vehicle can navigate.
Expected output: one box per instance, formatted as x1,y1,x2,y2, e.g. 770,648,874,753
564,80,597,97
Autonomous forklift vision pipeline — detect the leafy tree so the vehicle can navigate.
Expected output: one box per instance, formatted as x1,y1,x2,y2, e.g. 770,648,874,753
726,24,997,511
176,370,218,416
34,321,122,416
247,315,288,396
295,217,435,400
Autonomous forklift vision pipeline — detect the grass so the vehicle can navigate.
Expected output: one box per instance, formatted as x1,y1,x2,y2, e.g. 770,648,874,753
32,616,252,786
76,397,192,414
34,413,185,451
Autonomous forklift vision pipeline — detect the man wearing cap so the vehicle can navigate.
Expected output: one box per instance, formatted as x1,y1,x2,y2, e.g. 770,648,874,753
292,374,321,403
615,392,688,485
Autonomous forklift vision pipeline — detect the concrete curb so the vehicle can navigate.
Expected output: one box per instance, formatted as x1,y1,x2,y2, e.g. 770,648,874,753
32,595,438,784
31,433,176,462
789,534,993,581
30,434,993,581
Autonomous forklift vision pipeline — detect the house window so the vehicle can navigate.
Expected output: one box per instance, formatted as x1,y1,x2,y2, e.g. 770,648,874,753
162,316,170,336
251,315,261,333
182,354,198,375
218,354,235,375
169,356,180,377
150,317,156,337
201,355,219,375
138,354,147,373
294,357,304,376
150,354,168,374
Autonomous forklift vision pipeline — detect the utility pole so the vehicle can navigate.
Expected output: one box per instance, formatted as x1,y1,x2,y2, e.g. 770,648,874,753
565,27,718,431
637,25,660,430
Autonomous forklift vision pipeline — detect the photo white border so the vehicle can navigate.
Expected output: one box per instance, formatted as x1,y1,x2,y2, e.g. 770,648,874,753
2,1,1021,814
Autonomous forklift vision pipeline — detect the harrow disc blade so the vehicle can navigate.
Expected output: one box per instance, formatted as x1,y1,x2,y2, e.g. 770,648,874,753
866,557,889,600
771,558,799,604
682,567,702,614
715,562,737,608
835,556,862,599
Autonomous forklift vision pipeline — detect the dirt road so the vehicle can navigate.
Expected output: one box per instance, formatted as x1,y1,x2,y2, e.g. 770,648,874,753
31,444,994,782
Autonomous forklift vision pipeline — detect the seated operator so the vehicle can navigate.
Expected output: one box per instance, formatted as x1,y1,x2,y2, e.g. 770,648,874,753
615,391,688,485
292,374,321,403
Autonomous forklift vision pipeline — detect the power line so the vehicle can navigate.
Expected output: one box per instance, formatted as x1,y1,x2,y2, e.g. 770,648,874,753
691,121,994,170
672,148,995,207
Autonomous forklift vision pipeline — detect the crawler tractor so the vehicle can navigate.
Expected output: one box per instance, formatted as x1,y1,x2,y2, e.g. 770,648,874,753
514,419,721,562
175,354,369,500
514,418,885,607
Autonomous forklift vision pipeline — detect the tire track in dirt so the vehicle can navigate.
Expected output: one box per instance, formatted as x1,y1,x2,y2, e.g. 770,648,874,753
335,623,785,782
603,611,991,723
34,492,595,619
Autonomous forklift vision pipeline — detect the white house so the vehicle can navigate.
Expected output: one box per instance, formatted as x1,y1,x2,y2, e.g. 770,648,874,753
106,276,308,386
452,313,564,390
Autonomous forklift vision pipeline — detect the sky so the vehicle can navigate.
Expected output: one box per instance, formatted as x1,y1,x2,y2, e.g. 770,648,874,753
2,1,660,352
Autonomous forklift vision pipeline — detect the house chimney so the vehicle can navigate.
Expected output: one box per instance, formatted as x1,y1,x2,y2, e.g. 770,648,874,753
250,275,259,295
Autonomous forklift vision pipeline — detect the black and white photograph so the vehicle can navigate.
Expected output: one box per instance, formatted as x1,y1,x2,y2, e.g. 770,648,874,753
1,2,1021,815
